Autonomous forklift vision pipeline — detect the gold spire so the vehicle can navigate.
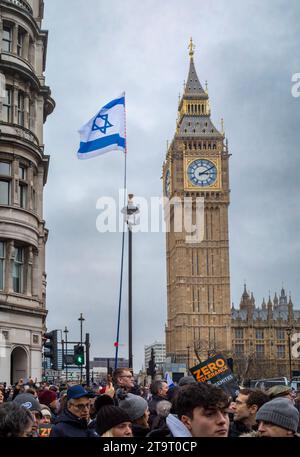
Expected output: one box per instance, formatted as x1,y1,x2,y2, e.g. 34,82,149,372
205,81,208,93
188,37,195,59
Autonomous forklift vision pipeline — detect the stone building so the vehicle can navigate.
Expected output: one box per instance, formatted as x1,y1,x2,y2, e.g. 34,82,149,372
0,0,54,384
232,285,300,380
163,39,231,368
164,41,300,379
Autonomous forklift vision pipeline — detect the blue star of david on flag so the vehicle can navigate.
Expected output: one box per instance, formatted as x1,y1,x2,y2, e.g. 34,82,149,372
92,113,113,134
77,93,126,159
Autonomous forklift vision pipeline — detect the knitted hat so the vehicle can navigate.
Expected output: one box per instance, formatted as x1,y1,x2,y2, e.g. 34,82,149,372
38,389,57,406
178,376,197,387
267,385,292,399
96,405,131,436
94,394,114,413
13,393,41,412
256,398,299,432
118,393,148,421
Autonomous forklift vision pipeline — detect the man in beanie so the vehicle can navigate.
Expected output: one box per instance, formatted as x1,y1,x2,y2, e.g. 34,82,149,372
256,397,300,437
38,389,58,421
96,405,133,437
13,393,43,437
50,385,96,437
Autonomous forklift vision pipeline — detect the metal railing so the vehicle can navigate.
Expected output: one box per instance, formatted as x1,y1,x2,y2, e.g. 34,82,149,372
2,0,33,14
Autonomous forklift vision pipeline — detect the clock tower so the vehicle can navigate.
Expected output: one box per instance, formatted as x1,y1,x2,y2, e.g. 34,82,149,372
163,40,232,366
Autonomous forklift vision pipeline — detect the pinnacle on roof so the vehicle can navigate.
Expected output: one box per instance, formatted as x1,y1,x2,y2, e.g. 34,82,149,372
184,37,206,97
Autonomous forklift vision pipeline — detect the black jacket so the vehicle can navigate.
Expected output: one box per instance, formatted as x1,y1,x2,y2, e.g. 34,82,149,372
148,395,167,430
132,424,149,438
146,424,173,438
50,409,98,438
229,420,252,437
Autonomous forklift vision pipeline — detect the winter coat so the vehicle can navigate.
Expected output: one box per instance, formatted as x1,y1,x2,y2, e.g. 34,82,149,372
229,420,252,437
132,424,149,437
50,409,98,438
148,395,167,429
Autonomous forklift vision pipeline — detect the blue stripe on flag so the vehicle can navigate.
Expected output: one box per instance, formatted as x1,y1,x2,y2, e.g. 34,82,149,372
78,134,125,154
102,95,125,111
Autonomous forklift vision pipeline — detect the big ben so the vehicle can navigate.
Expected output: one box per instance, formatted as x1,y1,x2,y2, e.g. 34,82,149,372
163,39,231,366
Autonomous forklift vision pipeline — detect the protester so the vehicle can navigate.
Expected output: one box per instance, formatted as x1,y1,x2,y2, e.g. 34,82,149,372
96,405,133,437
112,368,135,404
256,397,300,437
148,383,230,437
0,402,34,437
38,389,58,420
50,385,97,437
118,392,150,437
148,380,169,429
229,388,269,437
150,400,172,431
267,385,294,402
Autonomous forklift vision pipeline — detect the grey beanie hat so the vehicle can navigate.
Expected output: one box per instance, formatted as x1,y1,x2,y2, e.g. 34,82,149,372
118,393,148,421
178,376,197,387
256,398,299,433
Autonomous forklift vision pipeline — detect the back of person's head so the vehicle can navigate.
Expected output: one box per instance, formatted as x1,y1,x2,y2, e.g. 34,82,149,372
156,400,172,418
240,388,269,410
118,393,148,422
94,394,114,414
174,383,230,419
0,402,33,437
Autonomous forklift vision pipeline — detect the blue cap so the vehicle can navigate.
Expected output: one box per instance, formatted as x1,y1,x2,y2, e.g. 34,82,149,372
67,385,94,400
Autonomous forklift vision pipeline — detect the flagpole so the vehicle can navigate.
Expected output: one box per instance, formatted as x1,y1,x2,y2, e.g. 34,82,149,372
114,93,127,369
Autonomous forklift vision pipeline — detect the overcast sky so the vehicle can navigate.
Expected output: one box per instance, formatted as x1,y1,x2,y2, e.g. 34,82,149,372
42,0,300,371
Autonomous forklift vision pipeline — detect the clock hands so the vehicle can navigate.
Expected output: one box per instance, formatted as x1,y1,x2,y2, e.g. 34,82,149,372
196,165,216,177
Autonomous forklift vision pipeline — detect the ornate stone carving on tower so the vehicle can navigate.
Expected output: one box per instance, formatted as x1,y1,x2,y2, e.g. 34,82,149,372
163,40,231,366
0,0,54,383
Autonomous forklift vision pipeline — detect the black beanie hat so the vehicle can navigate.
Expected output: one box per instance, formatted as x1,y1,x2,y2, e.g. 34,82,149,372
96,405,131,436
94,394,114,413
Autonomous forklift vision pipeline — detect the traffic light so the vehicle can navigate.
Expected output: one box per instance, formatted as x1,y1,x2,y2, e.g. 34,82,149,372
74,344,85,366
43,330,59,371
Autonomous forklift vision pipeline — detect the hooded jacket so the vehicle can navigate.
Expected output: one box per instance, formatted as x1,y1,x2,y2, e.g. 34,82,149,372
50,408,97,438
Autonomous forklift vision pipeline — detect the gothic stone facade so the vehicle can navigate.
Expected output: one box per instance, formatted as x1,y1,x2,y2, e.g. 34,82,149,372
232,286,300,380
164,43,300,379
0,0,54,384
164,42,231,368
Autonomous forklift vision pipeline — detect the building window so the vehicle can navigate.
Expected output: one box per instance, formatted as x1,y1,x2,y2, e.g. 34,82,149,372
0,180,10,205
235,328,244,339
0,162,10,176
277,345,285,359
235,344,244,355
256,329,264,339
3,88,12,123
18,165,27,209
17,29,26,57
277,329,285,340
18,92,25,126
0,241,5,290
13,246,24,293
2,25,12,53
256,344,265,358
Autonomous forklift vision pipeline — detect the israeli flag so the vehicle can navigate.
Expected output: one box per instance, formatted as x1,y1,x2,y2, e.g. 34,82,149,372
77,93,126,159
165,372,175,388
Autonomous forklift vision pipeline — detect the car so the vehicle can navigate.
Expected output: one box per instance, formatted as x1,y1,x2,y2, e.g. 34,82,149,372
249,377,289,390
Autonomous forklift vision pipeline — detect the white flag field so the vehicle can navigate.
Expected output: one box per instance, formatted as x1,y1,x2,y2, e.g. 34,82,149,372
77,93,126,159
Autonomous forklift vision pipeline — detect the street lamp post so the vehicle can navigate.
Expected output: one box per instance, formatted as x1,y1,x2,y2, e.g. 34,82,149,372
286,327,293,381
121,194,139,371
64,326,69,383
78,314,85,383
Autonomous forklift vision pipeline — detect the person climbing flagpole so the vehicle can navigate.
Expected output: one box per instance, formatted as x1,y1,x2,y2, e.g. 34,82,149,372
77,92,127,370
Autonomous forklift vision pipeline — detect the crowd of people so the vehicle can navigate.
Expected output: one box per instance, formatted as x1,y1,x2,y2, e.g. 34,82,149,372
1,368,300,438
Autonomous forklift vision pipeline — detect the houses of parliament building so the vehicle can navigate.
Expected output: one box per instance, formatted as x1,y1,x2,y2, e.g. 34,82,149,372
163,39,300,380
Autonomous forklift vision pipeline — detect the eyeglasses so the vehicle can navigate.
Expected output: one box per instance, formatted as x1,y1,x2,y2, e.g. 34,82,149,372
71,403,90,411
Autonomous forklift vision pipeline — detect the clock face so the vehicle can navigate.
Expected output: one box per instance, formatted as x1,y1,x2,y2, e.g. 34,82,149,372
165,169,170,197
187,159,217,187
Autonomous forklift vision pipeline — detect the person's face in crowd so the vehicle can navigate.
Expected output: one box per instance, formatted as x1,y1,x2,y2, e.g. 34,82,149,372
68,397,91,421
144,407,150,423
233,393,255,422
20,420,34,437
0,390,4,404
118,371,135,390
41,413,52,424
258,420,293,437
49,398,58,413
30,410,42,436
158,382,168,398
182,406,229,437
112,421,133,437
